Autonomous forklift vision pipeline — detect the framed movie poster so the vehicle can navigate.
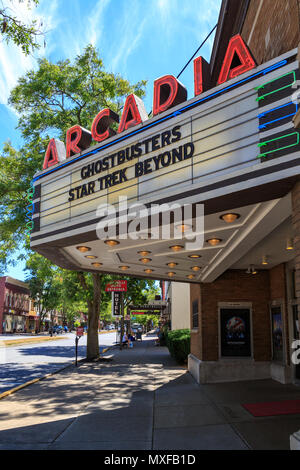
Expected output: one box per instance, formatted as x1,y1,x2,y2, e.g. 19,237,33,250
271,306,284,362
220,308,252,357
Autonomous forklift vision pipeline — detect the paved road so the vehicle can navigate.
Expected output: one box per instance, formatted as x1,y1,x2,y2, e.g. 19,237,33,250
0,332,117,394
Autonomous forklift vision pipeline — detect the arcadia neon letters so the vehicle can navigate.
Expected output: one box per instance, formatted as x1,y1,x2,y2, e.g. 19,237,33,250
43,35,255,170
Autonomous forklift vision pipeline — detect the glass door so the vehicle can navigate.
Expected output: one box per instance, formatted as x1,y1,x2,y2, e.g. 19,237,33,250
271,306,284,363
292,305,300,379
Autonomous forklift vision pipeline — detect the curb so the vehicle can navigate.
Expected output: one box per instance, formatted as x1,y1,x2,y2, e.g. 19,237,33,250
0,336,66,348
0,347,110,401
0,361,77,401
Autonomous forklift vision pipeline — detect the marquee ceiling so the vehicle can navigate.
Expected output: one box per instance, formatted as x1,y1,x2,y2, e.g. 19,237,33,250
61,193,292,283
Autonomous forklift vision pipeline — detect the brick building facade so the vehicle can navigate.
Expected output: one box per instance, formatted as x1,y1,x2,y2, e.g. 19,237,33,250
0,276,31,333
189,0,300,384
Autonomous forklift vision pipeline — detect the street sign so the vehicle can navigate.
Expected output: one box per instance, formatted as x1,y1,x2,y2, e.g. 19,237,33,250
76,327,84,337
149,300,167,306
112,292,121,317
105,280,127,292
131,310,161,315
129,304,166,310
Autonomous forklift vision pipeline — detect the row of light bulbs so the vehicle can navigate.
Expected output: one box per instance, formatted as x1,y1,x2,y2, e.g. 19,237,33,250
76,245,202,279
246,238,294,274
75,212,241,278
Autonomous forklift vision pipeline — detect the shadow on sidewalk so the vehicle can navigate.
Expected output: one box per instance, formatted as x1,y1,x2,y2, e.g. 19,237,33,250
0,337,299,450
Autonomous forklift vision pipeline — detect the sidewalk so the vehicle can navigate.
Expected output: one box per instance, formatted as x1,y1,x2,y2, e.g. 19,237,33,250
0,335,299,450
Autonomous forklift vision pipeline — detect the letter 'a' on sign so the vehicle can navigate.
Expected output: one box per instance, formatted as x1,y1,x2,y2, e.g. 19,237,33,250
66,125,92,158
118,94,148,133
217,34,255,85
91,108,120,143
43,138,66,170
193,56,211,96
153,75,187,115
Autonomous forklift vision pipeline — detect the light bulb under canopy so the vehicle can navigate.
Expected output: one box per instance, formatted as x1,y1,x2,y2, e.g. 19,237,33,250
76,246,91,253
92,262,102,267
104,240,120,247
170,245,184,252
191,266,201,271
207,238,222,246
220,213,240,223
176,224,192,233
167,262,178,268
140,258,151,264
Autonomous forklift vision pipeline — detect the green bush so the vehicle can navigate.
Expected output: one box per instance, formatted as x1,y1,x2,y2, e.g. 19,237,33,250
166,329,190,364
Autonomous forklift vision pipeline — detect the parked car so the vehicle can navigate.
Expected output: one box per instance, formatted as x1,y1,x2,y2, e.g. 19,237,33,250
52,325,63,334
131,323,143,334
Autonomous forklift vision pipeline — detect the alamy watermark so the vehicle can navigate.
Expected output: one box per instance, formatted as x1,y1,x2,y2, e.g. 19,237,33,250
96,196,204,250
291,80,300,105
291,340,300,366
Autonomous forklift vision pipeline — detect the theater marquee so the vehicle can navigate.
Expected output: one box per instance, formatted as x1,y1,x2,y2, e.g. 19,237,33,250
30,37,300,283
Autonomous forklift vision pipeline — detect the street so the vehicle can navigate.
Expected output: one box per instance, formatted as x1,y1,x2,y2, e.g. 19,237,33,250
0,332,117,394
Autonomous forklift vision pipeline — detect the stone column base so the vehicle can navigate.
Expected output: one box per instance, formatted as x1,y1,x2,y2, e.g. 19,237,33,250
290,430,300,450
270,362,292,384
188,354,271,384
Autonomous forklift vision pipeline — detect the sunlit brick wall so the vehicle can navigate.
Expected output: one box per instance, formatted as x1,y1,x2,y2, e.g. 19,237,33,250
242,0,300,65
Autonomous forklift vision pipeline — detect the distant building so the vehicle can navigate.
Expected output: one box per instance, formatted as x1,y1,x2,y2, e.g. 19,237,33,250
0,276,32,333
169,282,190,331
160,281,189,329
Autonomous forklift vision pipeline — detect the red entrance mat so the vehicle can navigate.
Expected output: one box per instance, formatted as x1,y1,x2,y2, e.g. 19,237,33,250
242,400,300,417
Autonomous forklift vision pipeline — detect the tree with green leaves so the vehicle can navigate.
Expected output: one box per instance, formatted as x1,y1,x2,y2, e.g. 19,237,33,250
25,251,159,357
122,276,159,310
25,252,61,331
0,45,147,273
0,0,44,55
58,270,157,359
1,44,147,359
131,314,159,332
1,44,150,358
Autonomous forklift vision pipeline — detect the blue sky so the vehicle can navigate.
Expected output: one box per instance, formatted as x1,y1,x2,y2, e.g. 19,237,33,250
1,0,221,280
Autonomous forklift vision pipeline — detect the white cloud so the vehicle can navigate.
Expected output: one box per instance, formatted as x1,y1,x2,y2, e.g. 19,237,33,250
88,0,111,46
108,0,147,74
